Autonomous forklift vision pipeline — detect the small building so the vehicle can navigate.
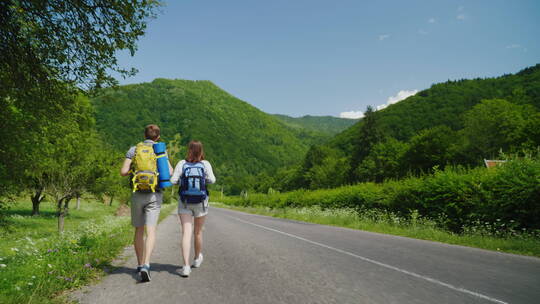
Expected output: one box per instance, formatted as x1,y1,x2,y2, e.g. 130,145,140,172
484,159,506,168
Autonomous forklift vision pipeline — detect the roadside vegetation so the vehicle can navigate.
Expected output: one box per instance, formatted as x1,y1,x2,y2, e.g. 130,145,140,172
0,199,175,304
217,155,540,257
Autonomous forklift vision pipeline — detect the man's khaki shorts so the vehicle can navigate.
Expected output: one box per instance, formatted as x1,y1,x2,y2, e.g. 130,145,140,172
131,191,163,227
178,199,208,218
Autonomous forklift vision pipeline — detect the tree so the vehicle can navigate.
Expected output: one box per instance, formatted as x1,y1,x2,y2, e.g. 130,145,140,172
356,138,409,182
403,126,457,174
1,0,160,91
0,0,159,209
461,99,533,161
349,106,385,181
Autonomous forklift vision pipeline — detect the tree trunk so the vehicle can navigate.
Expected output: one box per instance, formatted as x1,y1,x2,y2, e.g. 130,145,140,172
57,197,65,233
57,197,72,233
109,195,114,206
30,189,45,216
76,196,81,210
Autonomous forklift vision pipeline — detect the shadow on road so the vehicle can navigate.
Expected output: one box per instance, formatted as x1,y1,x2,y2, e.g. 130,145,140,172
109,263,181,282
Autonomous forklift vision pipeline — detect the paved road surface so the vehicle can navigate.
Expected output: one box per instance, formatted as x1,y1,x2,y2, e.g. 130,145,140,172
72,206,540,304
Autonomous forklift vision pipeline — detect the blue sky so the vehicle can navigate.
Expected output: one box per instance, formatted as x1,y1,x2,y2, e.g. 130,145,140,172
116,0,540,118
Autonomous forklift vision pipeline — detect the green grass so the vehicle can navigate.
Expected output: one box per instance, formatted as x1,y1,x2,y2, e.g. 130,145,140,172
212,202,540,258
0,198,176,304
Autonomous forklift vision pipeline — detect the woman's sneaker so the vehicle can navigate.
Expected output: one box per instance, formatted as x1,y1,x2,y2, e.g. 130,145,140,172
192,254,203,268
140,265,151,282
179,265,191,277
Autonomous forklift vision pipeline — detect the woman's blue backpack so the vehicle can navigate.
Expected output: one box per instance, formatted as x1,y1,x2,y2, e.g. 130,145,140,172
179,162,207,204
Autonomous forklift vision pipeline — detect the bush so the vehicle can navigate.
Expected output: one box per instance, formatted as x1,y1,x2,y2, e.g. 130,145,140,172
221,156,540,233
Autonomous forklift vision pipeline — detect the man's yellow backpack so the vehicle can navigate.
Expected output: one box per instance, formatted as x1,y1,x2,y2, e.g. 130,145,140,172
131,142,158,192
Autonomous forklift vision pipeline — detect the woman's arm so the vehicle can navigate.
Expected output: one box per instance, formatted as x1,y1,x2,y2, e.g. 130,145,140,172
170,160,185,185
204,161,216,184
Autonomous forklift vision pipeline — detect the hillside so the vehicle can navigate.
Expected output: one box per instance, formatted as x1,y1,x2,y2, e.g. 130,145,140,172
262,64,540,191
333,64,540,153
272,114,358,135
92,79,327,190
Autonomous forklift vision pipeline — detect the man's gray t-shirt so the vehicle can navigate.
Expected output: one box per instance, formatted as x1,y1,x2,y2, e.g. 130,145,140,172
125,139,156,159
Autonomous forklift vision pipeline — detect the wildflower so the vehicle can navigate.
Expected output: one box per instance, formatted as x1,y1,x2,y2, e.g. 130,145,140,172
28,282,33,285
31,276,36,279
48,271,53,274
0,264,6,268
15,286,20,291
47,249,53,253
0,257,3,261
47,264,53,268
11,248,18,252
84,263,92,268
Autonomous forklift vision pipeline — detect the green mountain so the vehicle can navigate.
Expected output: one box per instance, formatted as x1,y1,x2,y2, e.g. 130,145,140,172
272,114,358,135
268,64,540,191
92,79,327,190
333,64,540,154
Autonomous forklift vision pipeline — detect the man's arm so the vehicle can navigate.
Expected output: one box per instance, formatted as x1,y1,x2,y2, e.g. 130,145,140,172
120,158,132,176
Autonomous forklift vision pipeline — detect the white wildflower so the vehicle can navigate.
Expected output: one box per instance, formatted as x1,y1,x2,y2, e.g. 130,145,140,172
11,248,18,252
28,282,33,286
31,276,36,279
0,264,6,268
48,264,53,268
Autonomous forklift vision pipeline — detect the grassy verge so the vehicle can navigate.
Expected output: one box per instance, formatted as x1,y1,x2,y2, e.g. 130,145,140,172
0,198,175,304
211,202,540,258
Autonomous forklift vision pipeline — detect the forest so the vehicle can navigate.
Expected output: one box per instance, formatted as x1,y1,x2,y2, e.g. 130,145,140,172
250,65,540,192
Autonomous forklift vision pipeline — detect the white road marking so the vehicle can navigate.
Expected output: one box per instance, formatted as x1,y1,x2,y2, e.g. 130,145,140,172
226,214,508,304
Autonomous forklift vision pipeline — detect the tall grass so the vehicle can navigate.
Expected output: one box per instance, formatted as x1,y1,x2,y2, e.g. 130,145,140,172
0,199,175,304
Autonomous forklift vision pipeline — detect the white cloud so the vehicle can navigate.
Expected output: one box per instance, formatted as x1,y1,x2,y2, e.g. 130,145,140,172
340,111,364,119
428,18,436,23
342,89,418,119
378,34,390,41
377,90,418,111
506,44,521,49
457,14,466,20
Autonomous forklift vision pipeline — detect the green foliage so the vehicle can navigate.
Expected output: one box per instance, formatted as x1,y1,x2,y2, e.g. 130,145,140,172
460,99,539,161
285,65,540,190
1,0,159,209
0,0,160,91
356,138,409,182
92,79,328,194
402,125,457,174
0,200,175,303
222,156,540,233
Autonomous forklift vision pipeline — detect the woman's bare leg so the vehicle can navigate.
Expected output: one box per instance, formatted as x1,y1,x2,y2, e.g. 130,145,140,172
179,214,193,266
194,215,206,257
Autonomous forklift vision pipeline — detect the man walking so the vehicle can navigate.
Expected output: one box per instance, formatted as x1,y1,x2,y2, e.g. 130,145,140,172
120,124,173,282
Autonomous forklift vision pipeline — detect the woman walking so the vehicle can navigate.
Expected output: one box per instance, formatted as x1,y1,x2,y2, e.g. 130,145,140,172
171,140,216,277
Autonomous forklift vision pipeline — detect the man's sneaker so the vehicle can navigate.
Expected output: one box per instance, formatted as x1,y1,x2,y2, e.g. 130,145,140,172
140,265,151,282
192,253,203,268
179,265,191,277
136,266,142,273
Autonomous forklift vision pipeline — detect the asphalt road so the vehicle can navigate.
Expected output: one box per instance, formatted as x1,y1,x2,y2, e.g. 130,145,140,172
72,206,540,304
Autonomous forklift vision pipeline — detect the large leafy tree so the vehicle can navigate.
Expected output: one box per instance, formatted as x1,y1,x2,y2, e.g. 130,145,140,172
0,0,160,206
461,99,536,160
